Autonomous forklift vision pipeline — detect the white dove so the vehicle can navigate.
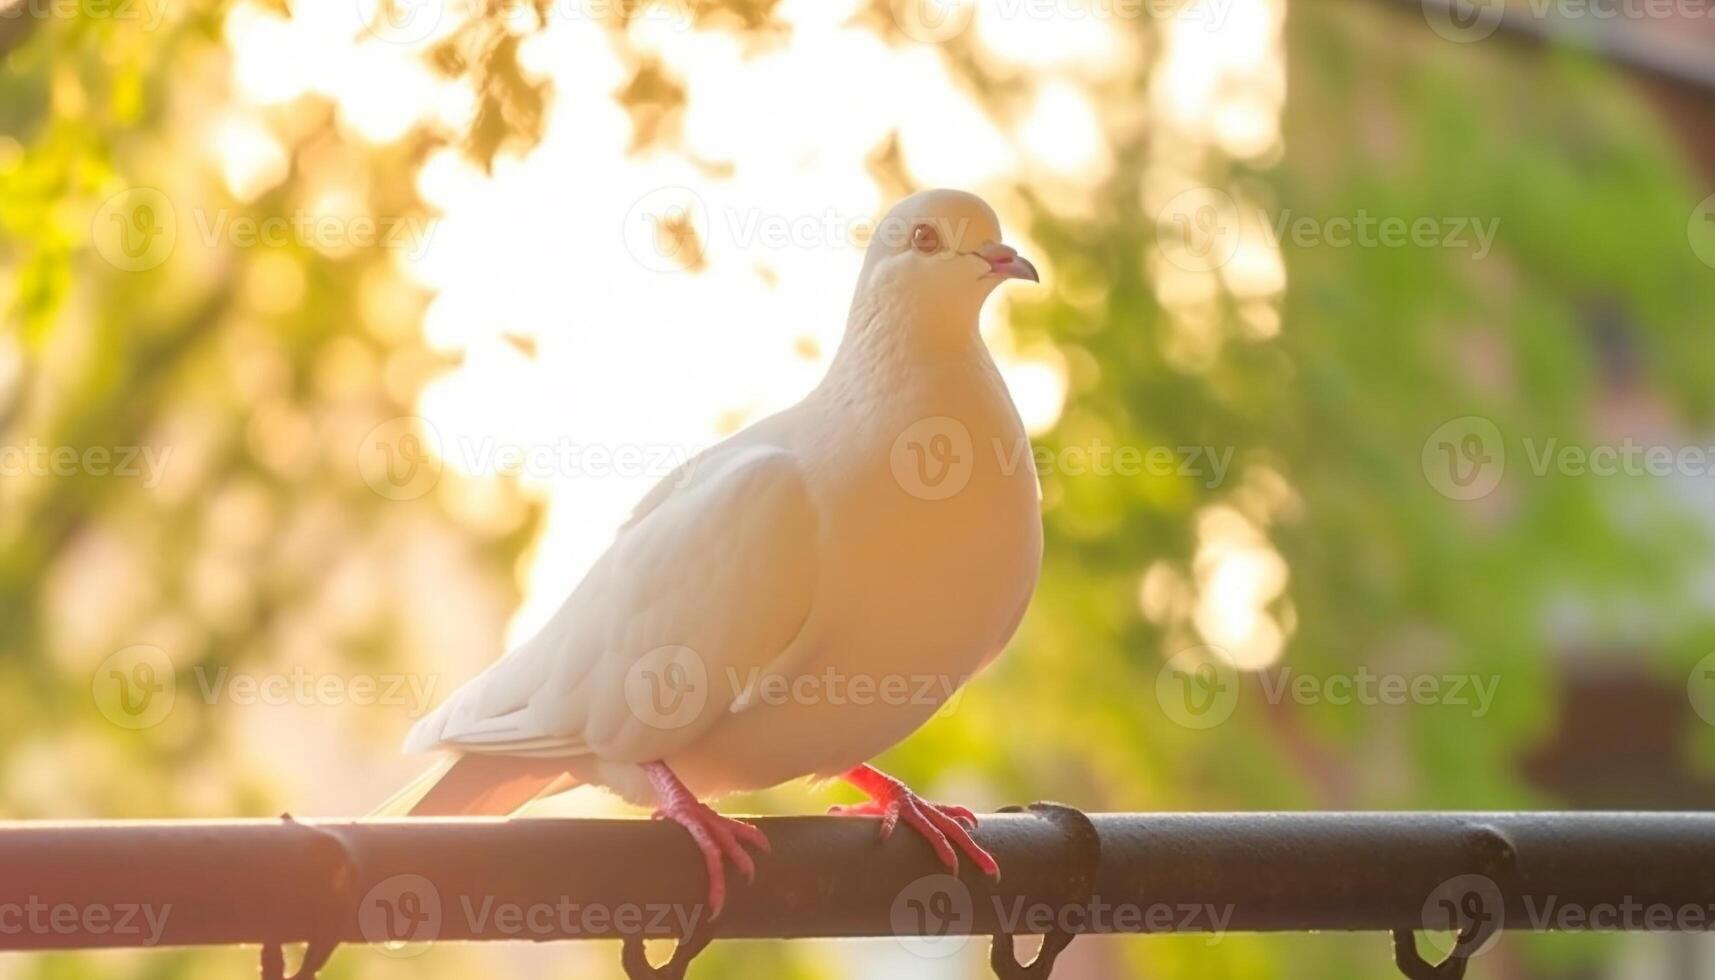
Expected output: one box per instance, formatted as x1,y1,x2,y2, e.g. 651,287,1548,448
379,189,1043,918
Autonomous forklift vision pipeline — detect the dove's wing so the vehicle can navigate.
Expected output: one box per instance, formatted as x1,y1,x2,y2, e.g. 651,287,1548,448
405,443,820,763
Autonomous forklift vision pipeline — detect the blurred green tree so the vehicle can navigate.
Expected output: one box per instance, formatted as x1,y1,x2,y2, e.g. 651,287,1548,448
4,1,1714,978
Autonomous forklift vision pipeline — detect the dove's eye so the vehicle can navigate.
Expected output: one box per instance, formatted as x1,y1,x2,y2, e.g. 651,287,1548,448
911,223,941,254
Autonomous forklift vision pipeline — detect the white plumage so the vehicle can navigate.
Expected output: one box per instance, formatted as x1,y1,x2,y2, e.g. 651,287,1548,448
386,189,1043,912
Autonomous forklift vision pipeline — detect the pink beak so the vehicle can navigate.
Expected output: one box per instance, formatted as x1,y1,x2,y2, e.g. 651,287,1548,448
976,242,1040,283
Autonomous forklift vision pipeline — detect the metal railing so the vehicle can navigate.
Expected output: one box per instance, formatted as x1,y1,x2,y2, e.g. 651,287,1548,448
2,808,1713,978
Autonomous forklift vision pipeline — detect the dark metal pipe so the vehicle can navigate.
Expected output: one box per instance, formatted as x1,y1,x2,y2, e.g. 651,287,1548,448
0,811,1710,950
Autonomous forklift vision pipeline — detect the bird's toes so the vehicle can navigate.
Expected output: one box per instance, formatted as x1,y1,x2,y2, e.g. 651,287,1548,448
899,803,959,870
728,818,772,853
924,807,1000,880
966,840,1002,881
660,802,762,920
704,875,727,921
877,801,903,841
717,819,770,888
725,841,758,883
937,804,979,830
690,833,729,920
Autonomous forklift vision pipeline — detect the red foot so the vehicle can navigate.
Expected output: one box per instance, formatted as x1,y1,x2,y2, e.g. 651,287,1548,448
831,764,1000,880
644,762,770,920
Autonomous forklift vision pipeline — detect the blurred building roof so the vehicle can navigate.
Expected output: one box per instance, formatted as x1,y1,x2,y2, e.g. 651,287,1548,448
1402,0,1715,177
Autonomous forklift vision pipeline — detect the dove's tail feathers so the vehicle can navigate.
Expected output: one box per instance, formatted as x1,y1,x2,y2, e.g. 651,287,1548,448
370,755,577,817
368,756,458,817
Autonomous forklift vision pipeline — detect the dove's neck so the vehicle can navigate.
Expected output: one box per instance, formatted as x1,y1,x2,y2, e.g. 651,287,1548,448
823,287,989,389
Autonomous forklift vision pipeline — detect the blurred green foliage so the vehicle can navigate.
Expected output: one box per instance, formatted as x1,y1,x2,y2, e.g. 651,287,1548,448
4,0,1715,977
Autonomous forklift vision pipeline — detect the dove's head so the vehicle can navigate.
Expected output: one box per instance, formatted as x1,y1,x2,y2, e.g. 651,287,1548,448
852,189,1038,328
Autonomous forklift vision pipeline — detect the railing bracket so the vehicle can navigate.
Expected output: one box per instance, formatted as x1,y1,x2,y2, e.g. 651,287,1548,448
621,924,714,980
258,813,354,979
988,802,1100,979
1391,929,1474,980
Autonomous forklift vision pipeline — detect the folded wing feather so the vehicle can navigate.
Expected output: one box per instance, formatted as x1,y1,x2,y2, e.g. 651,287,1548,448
404,444,821,767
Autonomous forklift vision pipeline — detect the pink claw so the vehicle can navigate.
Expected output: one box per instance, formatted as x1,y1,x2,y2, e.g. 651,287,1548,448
833,765,1000,881
645,762,771,920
